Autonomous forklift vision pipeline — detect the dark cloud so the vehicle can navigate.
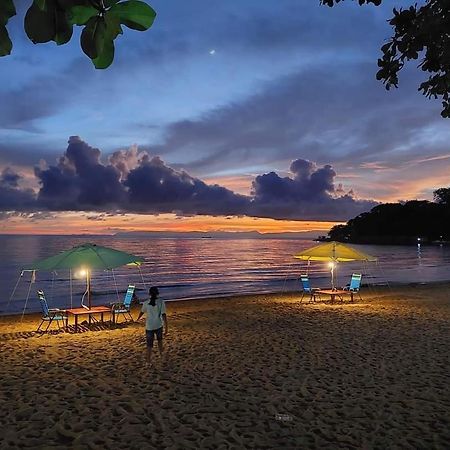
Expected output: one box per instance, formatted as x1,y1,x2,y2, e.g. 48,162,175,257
35,136,125,210
249,160,376,221
124,155,249,215
0,137,376,221
0,168,36,210
1,167,21,188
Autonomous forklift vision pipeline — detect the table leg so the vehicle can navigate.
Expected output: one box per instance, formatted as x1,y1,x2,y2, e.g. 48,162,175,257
101,313,104,323
89,314,92,325
75,315,78,332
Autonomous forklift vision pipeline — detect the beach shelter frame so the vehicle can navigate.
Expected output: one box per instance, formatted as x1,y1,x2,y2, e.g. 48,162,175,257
294,241,376,289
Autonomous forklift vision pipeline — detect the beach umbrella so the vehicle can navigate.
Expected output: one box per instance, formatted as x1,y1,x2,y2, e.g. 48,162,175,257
294,241,376,288
26,243,144,309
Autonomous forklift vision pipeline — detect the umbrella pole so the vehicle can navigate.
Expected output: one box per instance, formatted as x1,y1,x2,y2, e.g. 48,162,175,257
331,264,334,289
87,270,91,309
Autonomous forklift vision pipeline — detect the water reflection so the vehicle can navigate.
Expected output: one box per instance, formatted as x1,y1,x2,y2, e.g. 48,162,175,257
1,235,450,314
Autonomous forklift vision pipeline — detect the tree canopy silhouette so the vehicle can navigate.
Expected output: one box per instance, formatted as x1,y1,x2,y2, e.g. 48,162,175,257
0,0,156,69
328,186,450,244
322,0,450,118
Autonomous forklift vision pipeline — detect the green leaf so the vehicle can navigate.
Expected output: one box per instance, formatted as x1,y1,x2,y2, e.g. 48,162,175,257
104,10,123,40
69,5,98,25
57,0,90,9
54,9,73,45
25,0,56,43
110,0,156,31
0,0,16,26
81,16,106,59
93,38,115,69
0,25,13,56
36,0,47,11
104,0,120,7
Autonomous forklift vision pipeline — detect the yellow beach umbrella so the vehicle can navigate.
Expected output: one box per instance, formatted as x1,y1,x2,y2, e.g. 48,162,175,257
294,241,376,288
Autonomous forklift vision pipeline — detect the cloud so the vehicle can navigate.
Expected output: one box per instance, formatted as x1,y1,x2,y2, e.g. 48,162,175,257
35,136,125,210
124,154,249,216
0,168,36,210
248,159,376,221
0,137,375,221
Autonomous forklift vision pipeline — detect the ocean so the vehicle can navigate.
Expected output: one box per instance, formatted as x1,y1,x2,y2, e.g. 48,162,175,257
1,235,450,315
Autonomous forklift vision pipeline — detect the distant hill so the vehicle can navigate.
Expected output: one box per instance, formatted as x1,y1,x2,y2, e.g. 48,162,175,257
114,230,321,240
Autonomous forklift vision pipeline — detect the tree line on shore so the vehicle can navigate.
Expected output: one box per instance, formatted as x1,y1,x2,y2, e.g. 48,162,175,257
328,187,450,245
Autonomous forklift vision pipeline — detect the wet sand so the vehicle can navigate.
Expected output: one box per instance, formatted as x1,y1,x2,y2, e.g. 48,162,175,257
1,284,449,449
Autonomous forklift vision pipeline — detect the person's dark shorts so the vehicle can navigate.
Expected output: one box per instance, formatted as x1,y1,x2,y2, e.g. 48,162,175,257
146,328,163,347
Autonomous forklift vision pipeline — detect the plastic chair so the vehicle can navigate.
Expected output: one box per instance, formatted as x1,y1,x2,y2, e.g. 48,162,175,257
300,274,320,303
37,290,67,332
110,285,135,323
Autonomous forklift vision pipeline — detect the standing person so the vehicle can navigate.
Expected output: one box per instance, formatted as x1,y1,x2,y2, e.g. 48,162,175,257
137,286,168,365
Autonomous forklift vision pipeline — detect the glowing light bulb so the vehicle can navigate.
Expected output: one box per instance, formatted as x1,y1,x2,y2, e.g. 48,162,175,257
328,262,335,269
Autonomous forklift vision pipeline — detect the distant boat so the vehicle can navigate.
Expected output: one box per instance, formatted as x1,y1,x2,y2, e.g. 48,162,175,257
201,236,212,239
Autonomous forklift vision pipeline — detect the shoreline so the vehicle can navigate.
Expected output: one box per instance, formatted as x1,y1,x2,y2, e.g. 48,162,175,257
2,279,450,320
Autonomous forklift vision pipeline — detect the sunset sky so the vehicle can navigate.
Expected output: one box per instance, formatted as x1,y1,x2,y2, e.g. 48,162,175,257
0,0,449,234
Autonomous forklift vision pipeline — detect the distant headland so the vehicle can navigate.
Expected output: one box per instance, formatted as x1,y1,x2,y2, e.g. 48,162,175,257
327,187,450,245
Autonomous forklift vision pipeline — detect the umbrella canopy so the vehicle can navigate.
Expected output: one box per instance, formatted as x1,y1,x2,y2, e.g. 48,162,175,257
294,241,376,263
26,243,144,309
27,243,144,271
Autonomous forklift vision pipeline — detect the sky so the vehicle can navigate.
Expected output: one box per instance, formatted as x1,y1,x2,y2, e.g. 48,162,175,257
0,0,449,235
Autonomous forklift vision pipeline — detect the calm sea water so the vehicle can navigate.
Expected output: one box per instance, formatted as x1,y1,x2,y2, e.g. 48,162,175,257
1,235,450,315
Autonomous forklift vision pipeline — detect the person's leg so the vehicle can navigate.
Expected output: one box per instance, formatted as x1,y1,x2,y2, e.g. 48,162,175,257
156,327,163,355
145,330,155,364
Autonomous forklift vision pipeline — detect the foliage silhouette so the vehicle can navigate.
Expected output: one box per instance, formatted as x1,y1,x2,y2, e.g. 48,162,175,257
322,0,450,118
328,187,450,244
0,0,155,68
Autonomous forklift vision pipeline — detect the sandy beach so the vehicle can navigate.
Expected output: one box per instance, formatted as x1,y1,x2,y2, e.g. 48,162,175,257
1,284,449,449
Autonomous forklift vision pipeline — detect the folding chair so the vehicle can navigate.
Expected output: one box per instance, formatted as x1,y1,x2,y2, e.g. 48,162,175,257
300,274,320,303
110,285,135,323
36,290,67,332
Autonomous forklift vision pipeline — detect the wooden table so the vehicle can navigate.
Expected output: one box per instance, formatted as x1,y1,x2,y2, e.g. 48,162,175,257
314,289,353,303
65,306,112,332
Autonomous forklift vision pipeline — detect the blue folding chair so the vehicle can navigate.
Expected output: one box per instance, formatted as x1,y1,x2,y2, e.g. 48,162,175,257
343,273,362,301
299,274,320,303
36,290,67,332
110,285,135,323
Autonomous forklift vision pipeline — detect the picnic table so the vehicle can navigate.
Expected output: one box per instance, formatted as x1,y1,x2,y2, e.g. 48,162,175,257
314,289,354,303
65,306,112,332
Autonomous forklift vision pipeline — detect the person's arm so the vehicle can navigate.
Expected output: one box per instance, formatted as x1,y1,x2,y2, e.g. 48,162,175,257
137,303,146,321
160,300,168,335
162,313,168,335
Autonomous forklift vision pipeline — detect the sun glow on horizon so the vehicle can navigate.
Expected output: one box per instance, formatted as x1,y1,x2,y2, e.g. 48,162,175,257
0,212,340,236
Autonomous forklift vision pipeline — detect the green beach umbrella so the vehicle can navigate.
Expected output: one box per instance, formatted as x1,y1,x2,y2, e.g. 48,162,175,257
27,243,144,309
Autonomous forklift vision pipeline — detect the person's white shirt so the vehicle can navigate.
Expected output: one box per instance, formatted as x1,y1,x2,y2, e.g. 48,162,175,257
141,298,166,331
